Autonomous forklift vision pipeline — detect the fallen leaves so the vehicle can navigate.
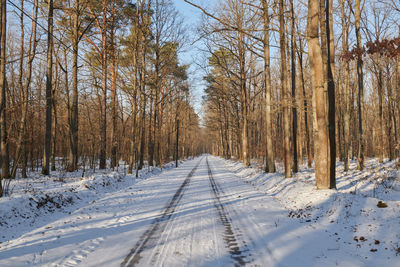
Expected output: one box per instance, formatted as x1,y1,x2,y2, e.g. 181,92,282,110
377,201,388,208
353,236,367,242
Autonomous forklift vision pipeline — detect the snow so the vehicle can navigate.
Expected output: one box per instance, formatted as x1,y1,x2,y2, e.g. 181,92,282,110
0,156,399,266
225,157,400,266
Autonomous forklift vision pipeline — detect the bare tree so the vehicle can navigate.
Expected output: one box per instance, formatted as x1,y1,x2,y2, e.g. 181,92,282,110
307,0,333,189
262,0,275,173
279,0,292,178
0,0,9,186
290,0,298,173
42,0,54,175
340,0,351,171
355,0,365,170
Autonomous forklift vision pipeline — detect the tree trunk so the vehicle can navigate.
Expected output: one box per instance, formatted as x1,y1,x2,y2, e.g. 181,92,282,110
387,73,394,161
148,89,154,167
137,64,146,172
42,0,54,175
239,37,249,166
377,57,384,162
279,0,292,178
297,32,312,168
307,0,330,189
340,0,350,171
290,0,298,173
261,0,275,173
355,0,365,170
326,0,336,189
176,119,179,168
110,0,117,169
397,32,400,166
51,94,57,171
68,0,79,172
99,0,107,170
137,1,150,172
0,0,9,186
128,83,138,174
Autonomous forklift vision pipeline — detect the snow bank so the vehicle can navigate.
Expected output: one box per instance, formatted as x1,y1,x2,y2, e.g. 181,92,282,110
224,157,400,263
0,162,176,245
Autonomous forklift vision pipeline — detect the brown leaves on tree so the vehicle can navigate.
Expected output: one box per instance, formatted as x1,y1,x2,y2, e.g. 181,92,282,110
342,47,366,62
341,37,400,62
366,38,400,58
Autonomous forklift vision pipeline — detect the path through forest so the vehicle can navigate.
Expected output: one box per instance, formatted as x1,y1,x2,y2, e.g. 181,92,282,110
1,156,398,266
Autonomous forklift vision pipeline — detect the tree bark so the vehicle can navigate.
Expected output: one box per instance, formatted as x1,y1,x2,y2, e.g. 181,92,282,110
326,0,336,189
297,29,312,168
376,57,384,162
261,0,275,173
355,0,365,170
238,17,250,166
42,0,54,175
290,0,298,173
176,119,179,167
387,71,394,161
307,0,330,188
340,0,350,171
51,89,57,172
279,0,292,178
0,0,9,185
68,0,80,172
110,0,118,169
397,30,400,166
99,0,107,170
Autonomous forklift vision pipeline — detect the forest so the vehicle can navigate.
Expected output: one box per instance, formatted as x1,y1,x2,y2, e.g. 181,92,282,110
195,0,400,190
0,0,399,195
0,0,400,266
0,0,204,197
0,0,399,193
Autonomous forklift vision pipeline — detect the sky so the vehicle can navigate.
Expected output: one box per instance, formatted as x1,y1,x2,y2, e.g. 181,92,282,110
172,0,212,118
173,0,198,18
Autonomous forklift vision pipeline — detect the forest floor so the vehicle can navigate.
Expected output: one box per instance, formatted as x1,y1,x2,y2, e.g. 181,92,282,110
0,155,399,266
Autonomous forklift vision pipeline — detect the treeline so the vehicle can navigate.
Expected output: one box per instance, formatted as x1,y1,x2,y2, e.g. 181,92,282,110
0,0,203,196
189,0,400,189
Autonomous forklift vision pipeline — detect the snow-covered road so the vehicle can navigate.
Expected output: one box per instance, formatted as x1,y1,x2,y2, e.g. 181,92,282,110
1,155,398,266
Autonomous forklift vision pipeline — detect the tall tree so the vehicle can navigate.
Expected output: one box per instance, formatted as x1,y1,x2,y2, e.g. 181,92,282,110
237,1,250,166
100,0,108,169
280,0,292,178
398,28,400,166
42,0,54,175
67,0,83,172
307,0,333,189
355,0,365,170
340,0,351,171
296,19,312,168
262,0,275,173
290,0,298,173
0,0,9,187
110,0,118,169
326,0,336,188
137,0,151,171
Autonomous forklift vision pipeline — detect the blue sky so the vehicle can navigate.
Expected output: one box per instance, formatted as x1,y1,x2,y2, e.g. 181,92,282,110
173,0,196,16
172,0,210,117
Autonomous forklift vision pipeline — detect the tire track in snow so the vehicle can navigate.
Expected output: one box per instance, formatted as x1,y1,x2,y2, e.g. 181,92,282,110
206,157,250,266
121,158,202,267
